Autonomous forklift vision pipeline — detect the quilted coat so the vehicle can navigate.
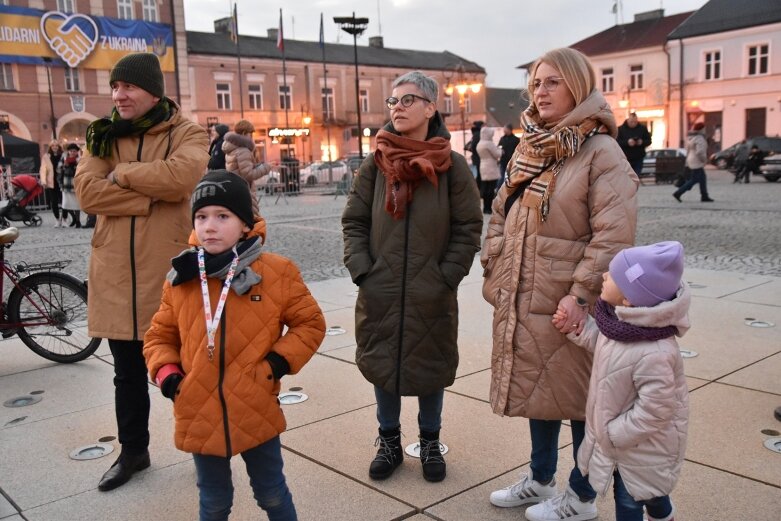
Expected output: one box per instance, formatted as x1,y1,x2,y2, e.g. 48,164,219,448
482,92,639,420
572,285,690,500
476,126,502,182
143,220,325,457
75,101,209,341
222,132,270,216
342,116,482,396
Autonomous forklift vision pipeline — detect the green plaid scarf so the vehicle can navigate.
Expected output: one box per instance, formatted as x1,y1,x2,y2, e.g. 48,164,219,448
85,98,171,158
506,106,606,221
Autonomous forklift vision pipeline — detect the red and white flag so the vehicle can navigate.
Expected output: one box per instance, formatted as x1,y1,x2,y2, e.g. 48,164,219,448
276,9,284,52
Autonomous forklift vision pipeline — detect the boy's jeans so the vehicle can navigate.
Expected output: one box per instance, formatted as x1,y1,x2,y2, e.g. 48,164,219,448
613,470,673,520
374,386,444,432
192,436,296,521
529,419,596,501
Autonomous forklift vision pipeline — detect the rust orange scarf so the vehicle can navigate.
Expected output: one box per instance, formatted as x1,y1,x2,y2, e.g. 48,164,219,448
374,129,452,220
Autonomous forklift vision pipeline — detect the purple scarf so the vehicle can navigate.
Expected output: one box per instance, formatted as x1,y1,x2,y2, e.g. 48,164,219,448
594,298,678,342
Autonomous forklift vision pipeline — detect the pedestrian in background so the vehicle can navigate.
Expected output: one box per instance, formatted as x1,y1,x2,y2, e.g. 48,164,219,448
222,119,272,218
466,120,484,186
617,112,651,176
343,70,482,484
476,125,502,214
144,171,325,521
554,241,689,521
39,140,64,227
734,145,764,184
56,143,82,227
497,123,520,187
75,52,209,492
483,47,638,521
673,122,714,203
207,123,229,171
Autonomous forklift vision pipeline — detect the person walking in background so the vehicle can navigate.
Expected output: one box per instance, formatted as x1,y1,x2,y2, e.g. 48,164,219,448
222,119,272,218
144,171,325,521
482,47,638,521
497,123,520,187
75,52,209,492
617,112,651,176
39,140,64,227
734,145,764,184
673,122,714,203
56,143,82,227
466,120,484,186
207,123,229,171
553,241,689,521
476,126,502,214
343,71,482,484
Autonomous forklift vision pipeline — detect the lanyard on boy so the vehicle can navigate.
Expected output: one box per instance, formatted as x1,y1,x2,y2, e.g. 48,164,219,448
198,246,239,361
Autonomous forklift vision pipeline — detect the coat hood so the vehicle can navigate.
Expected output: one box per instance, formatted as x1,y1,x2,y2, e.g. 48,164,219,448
480,126,494,141
552,89,618,138
222,131,255,152
614,283,691,336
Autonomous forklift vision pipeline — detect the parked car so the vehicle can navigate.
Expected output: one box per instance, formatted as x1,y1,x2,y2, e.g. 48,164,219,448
299,161,349,186
641,148,686,179
758,152,781,182
257,170,283,194
710,136,781,170
342,154,365,173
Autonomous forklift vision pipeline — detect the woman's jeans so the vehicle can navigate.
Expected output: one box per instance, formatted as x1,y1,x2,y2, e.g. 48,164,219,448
673,167,709,199
529,419,596,500
374,386,444,433
192,436,297,521
613,470,673,521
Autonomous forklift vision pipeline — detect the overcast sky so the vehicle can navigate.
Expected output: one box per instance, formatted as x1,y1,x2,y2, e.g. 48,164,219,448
183,0,709,88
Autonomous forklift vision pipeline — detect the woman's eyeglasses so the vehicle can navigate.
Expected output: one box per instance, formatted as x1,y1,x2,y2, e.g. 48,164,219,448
532,77,565,93
385,94,432,109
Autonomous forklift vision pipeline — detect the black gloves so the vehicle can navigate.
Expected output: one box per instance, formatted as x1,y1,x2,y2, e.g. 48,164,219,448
265,352,290,380
161,373,183,401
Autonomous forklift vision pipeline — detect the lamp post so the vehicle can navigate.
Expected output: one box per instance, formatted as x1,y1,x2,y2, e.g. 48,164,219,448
42,57,57,140
444,63,482,155
300,104,312,162
334,13,369,160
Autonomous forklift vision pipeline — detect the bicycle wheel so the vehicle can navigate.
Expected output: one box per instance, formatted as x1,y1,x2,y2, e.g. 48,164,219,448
7,272,101,363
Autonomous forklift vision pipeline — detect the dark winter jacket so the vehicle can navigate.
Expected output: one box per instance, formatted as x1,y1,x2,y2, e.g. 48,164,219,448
616,121,651,163
498,132,520,173
342,115,482,396
207,124,229,170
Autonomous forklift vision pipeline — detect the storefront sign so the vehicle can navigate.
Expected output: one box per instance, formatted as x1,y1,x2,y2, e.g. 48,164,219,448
0,5,174,71
268,127,310,138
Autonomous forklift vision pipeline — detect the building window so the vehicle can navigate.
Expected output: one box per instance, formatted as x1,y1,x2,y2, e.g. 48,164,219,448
216,83,231,110
747,44,769,76
57,0,75,12
601,67,614,93
248,84,262,110
142,0,158,22
278,85,291,110
444,94,453,114
117,0,133,19
0,63,13,90
321,87,334,118
464,93,472,113
359,88,369,113
64,67,80,92
0,0,10,5
704,50,721,80
629,64,644,90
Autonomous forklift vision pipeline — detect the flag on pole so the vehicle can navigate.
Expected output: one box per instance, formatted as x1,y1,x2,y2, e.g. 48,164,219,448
229,3,238,44
277,9,284,51
319,13,324,50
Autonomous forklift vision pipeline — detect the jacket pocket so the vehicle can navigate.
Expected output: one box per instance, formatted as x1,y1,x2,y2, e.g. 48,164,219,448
530,236,587,314
481,235,506,306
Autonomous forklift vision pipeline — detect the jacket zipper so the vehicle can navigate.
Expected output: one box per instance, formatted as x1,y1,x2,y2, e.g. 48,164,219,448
395,205,411,395
218,311,232,457
129,135,144,340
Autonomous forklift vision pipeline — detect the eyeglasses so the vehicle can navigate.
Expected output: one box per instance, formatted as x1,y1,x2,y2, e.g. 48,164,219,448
385,94,432,109
532,77,565,93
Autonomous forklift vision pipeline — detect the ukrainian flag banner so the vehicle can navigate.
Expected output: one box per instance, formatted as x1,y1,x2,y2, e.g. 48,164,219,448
0,5,174,71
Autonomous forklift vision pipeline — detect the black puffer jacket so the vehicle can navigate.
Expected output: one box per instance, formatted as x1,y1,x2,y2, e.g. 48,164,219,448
342,114,482,396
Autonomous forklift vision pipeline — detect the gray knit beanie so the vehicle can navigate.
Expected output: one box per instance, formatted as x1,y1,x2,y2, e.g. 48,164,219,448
109,53,165,98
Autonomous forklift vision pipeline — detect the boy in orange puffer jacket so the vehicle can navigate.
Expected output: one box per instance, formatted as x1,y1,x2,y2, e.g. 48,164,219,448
144,170,325,521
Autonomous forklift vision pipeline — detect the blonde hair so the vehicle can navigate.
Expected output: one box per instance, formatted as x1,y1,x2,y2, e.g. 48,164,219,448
47,140,61,153
234,119,255,135
528,48,596,107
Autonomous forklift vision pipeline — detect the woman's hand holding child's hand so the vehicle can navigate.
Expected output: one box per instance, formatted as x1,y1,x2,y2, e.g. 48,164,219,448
552,296,586,336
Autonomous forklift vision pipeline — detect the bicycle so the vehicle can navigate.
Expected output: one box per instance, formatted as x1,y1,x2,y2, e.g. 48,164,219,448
0,226,100,362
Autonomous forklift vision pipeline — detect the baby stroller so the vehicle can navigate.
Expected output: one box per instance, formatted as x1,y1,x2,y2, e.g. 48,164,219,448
0,174,44,228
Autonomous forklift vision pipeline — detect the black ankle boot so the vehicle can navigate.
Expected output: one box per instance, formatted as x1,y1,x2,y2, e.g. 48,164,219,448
419,430,446,482
369,427,403,480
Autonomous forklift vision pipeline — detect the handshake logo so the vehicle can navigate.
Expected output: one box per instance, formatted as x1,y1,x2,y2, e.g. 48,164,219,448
41,12,99,68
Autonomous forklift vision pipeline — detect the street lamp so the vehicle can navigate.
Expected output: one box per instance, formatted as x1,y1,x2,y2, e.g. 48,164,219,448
42,57,57,140
444,63,482,154
334,13,369,160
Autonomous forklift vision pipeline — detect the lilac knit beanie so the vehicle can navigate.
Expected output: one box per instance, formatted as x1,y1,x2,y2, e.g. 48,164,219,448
609,241,684,307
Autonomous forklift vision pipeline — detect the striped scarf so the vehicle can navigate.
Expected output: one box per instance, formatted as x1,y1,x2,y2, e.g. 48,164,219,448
85,98,171,158
506,107,607,221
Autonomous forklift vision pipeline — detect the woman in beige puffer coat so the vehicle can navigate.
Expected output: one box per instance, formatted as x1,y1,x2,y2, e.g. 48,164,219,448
222,119,271,217
484,48,639,516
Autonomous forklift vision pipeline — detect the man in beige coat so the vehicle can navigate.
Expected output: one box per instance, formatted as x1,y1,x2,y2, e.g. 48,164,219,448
75,53,209,492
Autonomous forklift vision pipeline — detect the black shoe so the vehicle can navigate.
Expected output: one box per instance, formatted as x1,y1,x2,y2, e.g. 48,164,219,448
369,428,403,480
775,406,781,422
69,221,77,227
701,197,715,202
673,193,681,202
419,430,446,482
84,223,95,228
98,450,150,491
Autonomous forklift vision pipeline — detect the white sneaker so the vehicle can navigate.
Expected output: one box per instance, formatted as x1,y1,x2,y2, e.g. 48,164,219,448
490,473,557,508
524,486,597,521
